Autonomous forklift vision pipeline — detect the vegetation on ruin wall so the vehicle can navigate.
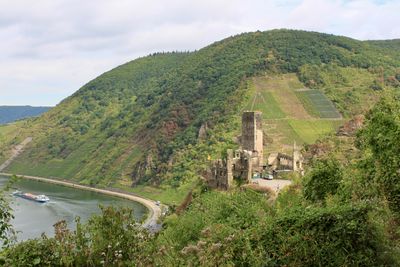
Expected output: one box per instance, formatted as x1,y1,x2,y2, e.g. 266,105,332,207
3,95,400,265
3,30,400,198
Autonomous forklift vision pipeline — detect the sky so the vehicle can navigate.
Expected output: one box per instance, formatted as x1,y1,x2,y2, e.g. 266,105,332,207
0,0,399,106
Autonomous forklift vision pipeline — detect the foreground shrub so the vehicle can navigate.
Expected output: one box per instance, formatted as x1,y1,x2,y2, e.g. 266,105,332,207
257,203,395,266
154,190,396,266
0,176,16,248
357,95,400,213
155,190,273,266
303,158,343,202
2,206,152,266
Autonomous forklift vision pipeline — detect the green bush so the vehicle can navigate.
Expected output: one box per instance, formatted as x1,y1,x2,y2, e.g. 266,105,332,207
153,189,396,266
0,176,15,248
357,94,400,213
257,203,395,266
2,207,152,266
303,158,343,202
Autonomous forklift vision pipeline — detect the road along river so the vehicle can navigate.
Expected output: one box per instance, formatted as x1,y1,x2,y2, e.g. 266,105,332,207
0,175,151,241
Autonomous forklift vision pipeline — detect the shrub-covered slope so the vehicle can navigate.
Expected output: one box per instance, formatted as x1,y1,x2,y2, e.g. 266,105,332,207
4,92,400,267
3,30,400,192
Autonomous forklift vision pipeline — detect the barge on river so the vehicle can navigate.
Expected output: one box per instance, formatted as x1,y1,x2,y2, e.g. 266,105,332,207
12,190,50,203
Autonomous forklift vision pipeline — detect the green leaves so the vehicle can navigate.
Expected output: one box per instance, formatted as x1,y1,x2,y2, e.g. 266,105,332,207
0,175,16,248
2,206,152,266
32,257,41,265
357,94,400,213
303,158,343,202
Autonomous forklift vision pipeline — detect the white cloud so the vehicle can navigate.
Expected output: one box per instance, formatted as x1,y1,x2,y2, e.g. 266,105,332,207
0,0,399,106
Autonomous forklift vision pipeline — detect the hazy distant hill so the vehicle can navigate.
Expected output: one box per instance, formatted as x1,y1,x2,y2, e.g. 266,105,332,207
0,106,51,124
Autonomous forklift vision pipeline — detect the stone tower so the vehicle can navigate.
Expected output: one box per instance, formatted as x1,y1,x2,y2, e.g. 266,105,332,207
241,111,263,166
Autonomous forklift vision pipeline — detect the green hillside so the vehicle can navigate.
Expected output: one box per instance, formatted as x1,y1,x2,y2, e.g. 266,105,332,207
0,122,24,163
1,29,400,204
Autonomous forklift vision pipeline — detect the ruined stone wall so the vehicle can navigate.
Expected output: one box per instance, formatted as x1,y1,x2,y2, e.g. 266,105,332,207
208,159,230,190
292,142,303,172
208,111,266,190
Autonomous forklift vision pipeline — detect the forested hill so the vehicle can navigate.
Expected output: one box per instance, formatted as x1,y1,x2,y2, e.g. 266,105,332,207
367,39,400,51
2,29,400,198
0,106,51,124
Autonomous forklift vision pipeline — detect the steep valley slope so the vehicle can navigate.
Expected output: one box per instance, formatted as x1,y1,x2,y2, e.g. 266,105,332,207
1,29,400,204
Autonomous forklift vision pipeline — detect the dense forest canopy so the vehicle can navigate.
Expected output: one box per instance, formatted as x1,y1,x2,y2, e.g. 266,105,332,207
367,39,400,51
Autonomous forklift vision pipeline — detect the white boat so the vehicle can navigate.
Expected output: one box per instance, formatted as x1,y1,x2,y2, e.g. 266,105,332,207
12,190,50,203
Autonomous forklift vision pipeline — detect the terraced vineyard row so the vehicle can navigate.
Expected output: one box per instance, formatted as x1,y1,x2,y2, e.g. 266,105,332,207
295,90,342,119
245,74,344,155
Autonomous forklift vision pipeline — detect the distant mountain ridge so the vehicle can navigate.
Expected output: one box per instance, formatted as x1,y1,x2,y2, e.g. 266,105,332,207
0,106,51,124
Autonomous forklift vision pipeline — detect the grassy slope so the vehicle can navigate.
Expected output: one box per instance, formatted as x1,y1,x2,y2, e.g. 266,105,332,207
295,90,342,118
244,74,344,154
299,65,385,116
2,30,400,204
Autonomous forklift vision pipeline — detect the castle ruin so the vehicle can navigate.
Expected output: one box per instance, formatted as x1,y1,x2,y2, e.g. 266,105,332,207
208,111,303,190
267,142,303,172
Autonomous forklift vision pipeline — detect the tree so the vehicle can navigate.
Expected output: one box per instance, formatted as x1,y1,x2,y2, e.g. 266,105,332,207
0,176,16,248
303,158,343,202
357,94,400,213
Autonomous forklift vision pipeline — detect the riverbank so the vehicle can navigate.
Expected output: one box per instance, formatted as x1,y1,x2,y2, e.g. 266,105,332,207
0,172,162,230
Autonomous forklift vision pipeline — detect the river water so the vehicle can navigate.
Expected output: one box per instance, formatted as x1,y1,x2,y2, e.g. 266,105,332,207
0,176,147,241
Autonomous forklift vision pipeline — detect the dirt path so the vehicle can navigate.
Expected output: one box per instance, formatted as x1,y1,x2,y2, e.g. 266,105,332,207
0,172,162,230
252,178,292,193
0,137,32,172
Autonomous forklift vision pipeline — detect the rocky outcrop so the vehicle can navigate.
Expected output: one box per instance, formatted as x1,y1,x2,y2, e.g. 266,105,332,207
131,152,156,186
198,122,208,140
337,115,364,136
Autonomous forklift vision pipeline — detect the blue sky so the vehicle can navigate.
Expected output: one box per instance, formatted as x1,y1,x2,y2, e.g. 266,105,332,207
0,0,399,106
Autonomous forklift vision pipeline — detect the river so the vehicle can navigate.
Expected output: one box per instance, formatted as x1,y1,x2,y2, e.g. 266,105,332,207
0,175,147,241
